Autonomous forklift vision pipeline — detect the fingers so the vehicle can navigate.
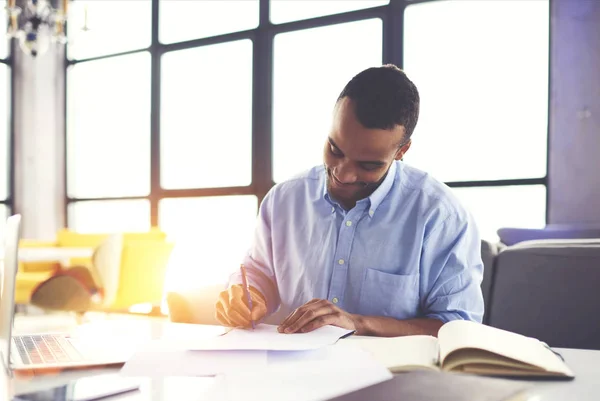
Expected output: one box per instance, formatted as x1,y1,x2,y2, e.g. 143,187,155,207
215,293,235,327
279,299,321,330
229,285,251,320
279,299,333,333
215,307,233,327
285,302,333,334
297,313,339,333
251,301,267,321
216,286,266,328
228,308,252,328
216,288,250,327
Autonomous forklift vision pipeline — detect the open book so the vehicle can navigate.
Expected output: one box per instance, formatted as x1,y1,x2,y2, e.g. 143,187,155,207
350,320,574,379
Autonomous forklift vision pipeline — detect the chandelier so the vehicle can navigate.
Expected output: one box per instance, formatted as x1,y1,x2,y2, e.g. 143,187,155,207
5,0,69,57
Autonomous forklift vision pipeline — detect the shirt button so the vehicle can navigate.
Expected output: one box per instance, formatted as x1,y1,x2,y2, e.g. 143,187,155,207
332,297,339,304
338,259,345,265
331,207,335,213
345,221,352,227
369,210,374,216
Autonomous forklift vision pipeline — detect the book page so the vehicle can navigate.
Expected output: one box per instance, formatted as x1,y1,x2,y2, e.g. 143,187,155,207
437,320,573,376
347,335,440,372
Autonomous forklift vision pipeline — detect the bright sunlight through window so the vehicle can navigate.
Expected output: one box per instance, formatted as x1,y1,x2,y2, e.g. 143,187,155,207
159,196,258,291
403,0,549,182
270,0,389,24
273,19,382,182
68,200,151,233
452,185,546,242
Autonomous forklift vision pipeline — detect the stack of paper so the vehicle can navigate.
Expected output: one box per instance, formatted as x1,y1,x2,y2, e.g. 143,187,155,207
120,323,393,401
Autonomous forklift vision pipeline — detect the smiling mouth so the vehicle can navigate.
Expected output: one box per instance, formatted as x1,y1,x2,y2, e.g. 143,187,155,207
331,174,345,186
329,172,358,191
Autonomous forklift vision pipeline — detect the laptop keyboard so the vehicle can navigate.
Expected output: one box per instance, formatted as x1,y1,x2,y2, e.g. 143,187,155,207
13,335,83,365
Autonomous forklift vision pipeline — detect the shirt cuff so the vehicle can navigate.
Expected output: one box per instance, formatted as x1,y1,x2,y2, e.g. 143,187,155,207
425,310,482,324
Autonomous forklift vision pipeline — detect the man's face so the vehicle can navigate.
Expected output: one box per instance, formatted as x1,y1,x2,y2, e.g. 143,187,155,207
323,98,410,209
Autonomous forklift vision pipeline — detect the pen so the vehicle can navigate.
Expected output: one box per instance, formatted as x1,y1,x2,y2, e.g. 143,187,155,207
240,264,255,329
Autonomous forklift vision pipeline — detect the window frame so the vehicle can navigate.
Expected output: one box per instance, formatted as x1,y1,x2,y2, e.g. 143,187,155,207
0,39,14,216
63,0,549,228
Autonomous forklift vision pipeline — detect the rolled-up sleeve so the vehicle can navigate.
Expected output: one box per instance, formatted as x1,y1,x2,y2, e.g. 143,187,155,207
228,189,281,315
420,212,484,324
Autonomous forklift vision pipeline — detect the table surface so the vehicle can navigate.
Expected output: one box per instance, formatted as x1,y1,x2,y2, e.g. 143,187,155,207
4,313,600,401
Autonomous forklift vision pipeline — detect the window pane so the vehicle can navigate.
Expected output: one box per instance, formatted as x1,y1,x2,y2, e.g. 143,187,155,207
451,185,546,243
159,196,257,290
68,200,150,233
270,0,389,24
273,19,383,182
160,0,258,44
403,0,549,182
0,0,7,59
67,53,151,198
161,40,252,189
67,0,151,60
0,64,8,200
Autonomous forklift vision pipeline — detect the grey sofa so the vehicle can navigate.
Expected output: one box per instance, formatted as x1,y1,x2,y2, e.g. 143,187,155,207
481,238,600,350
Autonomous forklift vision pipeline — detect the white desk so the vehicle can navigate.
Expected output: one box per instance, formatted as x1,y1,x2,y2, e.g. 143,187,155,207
5,314,600,401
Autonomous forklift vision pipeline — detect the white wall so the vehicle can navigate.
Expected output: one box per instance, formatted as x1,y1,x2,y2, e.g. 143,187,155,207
548,0,600,225
13,45,65,239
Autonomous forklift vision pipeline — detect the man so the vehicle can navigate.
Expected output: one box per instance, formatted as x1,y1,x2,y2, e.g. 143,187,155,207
215,65,484,337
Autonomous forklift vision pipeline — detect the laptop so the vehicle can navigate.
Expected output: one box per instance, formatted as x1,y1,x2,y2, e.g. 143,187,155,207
1,214,132,372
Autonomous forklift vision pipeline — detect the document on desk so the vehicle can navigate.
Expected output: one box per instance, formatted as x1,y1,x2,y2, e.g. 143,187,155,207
218,343,393,401
119,341,268,377
185,323,355,351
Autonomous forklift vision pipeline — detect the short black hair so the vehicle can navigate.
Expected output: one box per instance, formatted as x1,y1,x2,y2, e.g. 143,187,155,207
337,64,420,141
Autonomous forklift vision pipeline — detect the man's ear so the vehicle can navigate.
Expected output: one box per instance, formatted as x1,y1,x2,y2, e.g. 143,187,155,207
395,139,412,161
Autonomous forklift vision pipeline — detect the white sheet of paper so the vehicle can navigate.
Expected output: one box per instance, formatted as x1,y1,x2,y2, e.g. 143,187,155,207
185,324,354,351
119,341,268,378
218,343,393,401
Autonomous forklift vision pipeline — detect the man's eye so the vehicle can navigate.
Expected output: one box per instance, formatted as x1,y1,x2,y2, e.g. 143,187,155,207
360,163,382,171
330,146,343,157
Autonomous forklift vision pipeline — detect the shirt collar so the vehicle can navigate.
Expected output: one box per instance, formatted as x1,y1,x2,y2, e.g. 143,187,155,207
366,160,397,217
322,161,398,217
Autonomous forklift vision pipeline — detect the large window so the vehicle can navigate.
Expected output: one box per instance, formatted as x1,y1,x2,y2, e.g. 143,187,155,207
272,18,383,182
403,0,549,241
0,0,12,229
66,0,550,290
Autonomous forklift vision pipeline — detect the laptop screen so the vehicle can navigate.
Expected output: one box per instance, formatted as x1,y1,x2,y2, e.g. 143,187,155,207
0,214,21,370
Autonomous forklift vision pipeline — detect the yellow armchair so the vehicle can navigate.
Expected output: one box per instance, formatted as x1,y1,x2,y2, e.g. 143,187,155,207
15,240,61,304
56,228,173,311
16,228,173,311
105,239,174,311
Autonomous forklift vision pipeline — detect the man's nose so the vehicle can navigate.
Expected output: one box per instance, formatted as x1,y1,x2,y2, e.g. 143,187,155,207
335,164,358,184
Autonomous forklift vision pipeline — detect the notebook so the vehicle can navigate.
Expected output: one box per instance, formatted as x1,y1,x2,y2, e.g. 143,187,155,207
350,320,574,379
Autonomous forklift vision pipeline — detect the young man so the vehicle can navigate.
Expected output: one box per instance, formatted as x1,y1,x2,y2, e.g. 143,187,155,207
215,65,484,337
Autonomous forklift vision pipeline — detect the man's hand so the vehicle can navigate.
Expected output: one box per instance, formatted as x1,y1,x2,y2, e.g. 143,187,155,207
277,299,358,334
215,285,267,328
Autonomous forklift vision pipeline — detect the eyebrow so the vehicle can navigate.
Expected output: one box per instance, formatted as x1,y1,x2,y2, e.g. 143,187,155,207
328,137,386,166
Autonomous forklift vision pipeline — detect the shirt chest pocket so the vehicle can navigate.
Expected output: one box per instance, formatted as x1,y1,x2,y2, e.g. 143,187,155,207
358,268,420,319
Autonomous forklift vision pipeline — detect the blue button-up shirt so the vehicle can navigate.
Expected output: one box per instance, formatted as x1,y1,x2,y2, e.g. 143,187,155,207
230,161,484,324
